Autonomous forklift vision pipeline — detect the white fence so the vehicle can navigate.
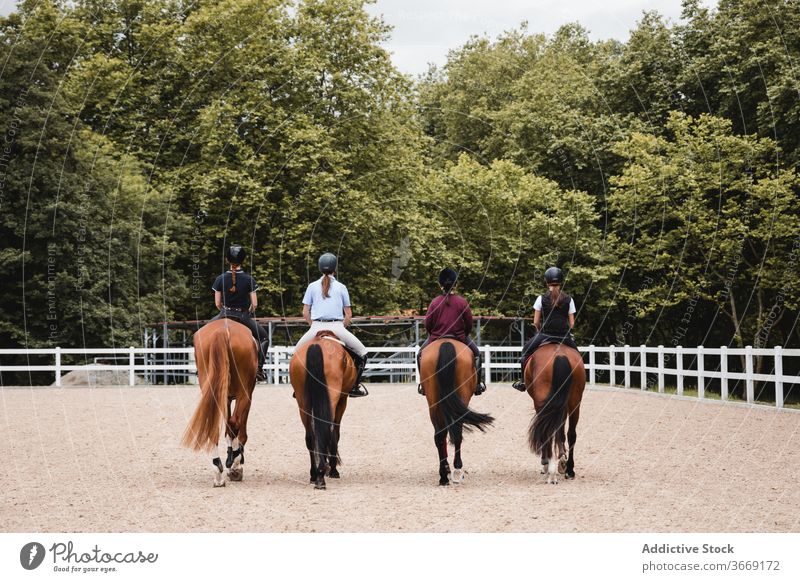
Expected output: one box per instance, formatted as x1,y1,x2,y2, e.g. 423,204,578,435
1,344,798,409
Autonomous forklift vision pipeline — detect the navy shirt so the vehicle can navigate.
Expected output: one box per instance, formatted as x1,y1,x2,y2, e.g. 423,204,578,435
212,269,258,309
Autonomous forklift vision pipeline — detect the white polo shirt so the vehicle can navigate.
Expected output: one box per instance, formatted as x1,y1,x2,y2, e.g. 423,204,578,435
302,276,351,320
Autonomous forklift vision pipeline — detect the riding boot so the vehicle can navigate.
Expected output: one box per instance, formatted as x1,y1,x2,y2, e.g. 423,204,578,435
512,358,527,391
349,353,369,397
416,352,425,395
256,341,268,382
474,355,486,395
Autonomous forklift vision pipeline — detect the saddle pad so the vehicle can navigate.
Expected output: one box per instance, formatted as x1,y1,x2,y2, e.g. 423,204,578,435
320,335,346,347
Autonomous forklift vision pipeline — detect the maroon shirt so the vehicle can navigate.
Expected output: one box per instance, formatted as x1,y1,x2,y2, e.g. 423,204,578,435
424,293,474,341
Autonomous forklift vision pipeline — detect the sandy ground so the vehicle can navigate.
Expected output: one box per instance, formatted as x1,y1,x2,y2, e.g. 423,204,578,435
1,383,799,533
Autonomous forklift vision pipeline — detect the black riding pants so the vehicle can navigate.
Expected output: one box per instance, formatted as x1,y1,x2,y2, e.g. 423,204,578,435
211,309,268,360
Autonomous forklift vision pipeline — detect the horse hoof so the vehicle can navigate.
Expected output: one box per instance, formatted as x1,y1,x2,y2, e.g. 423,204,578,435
314,483,326,490
213,480,226,488
228,468,243,482
565,471,575,479
439,479,450,486
451,469,466,484
329,470,340,479
558,459,567,475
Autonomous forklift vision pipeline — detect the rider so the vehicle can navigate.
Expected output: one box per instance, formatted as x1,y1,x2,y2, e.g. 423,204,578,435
512,266,578,391
417,267,486,396
294,253,369,397
211,245,269,381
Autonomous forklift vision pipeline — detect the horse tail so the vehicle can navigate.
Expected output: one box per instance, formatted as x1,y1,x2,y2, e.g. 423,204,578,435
529,354,572,455
305,343,334,462
182,332,231,452
436,342,494,442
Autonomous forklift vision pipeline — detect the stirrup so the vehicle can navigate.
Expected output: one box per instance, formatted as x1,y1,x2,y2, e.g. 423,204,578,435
417,383,425,396
256,367,268,382
512,380,526,392
349,384,369,398
474,381,486,396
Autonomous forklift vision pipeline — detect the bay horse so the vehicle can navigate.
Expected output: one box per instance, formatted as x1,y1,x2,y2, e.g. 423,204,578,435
419,338,494,486
524,342,586,484
288,331,356,490
181,318,257,487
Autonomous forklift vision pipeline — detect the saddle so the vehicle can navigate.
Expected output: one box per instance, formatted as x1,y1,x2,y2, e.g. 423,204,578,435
523,333,577,368
316,329,344,345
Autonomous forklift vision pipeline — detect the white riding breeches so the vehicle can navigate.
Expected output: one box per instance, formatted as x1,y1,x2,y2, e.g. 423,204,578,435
294,321,368,357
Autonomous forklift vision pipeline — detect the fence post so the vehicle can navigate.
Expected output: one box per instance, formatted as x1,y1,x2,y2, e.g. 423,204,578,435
274,349,281,385
55,347,62,387
676,346,684,396
720,346,728,401
640,345,647,390
588,345,596,385
657,345,664,393
774,346,783,409
696,345,704,399
484,345,491,387
623,345,631,388
129,346,135,386
745,345,754,403
609,345,616,387
415,345,421,386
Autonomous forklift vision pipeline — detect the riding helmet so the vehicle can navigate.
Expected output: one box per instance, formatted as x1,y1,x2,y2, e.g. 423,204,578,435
227,245,246,264
544,266,564,285
438,267,458,287
318,252,338,274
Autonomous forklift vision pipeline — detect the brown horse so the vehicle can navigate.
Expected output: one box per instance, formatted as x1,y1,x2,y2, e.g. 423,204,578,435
420,338,494,486
181,318,257,487
288,332,356,490
524,342,586,484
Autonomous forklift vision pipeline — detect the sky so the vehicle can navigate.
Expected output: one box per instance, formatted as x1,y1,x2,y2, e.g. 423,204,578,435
0,0,719,76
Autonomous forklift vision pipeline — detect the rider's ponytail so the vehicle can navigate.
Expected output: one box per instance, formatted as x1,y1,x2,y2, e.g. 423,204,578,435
322,273,331,299
549,284,563,308
229,263,239,293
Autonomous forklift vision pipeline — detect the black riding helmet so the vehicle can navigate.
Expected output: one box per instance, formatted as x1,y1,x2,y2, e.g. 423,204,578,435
318,252,337,274
438,267,458,288
544,266,564,285
227,245,246,264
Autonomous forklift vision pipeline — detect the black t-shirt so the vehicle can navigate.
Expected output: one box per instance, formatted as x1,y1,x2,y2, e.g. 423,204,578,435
211,270,258,309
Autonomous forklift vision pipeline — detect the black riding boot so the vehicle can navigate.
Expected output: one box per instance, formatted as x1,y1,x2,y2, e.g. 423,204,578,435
512,358,527,391
416,352,425,395
474,355,486,395
349,353,369,397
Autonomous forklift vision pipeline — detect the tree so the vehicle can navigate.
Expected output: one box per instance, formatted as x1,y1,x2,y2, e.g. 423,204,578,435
609,112,800,363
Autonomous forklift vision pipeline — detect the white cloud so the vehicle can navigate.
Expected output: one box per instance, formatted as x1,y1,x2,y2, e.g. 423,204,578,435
366,0,719,75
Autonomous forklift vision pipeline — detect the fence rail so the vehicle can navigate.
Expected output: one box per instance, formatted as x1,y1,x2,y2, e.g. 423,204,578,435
1,344,798,409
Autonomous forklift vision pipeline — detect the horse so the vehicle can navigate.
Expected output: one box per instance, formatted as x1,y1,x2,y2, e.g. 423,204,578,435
419,338,494,486
288,331,357,490
181,318,258,487
524,342,586,484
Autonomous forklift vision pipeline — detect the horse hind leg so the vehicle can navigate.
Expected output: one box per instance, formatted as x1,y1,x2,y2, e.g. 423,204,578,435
451,421,466,484
557,423,568,476
565,409,580,480
435,428,450,486
226,435,244,482
305,430,317,484
211,442,225,488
